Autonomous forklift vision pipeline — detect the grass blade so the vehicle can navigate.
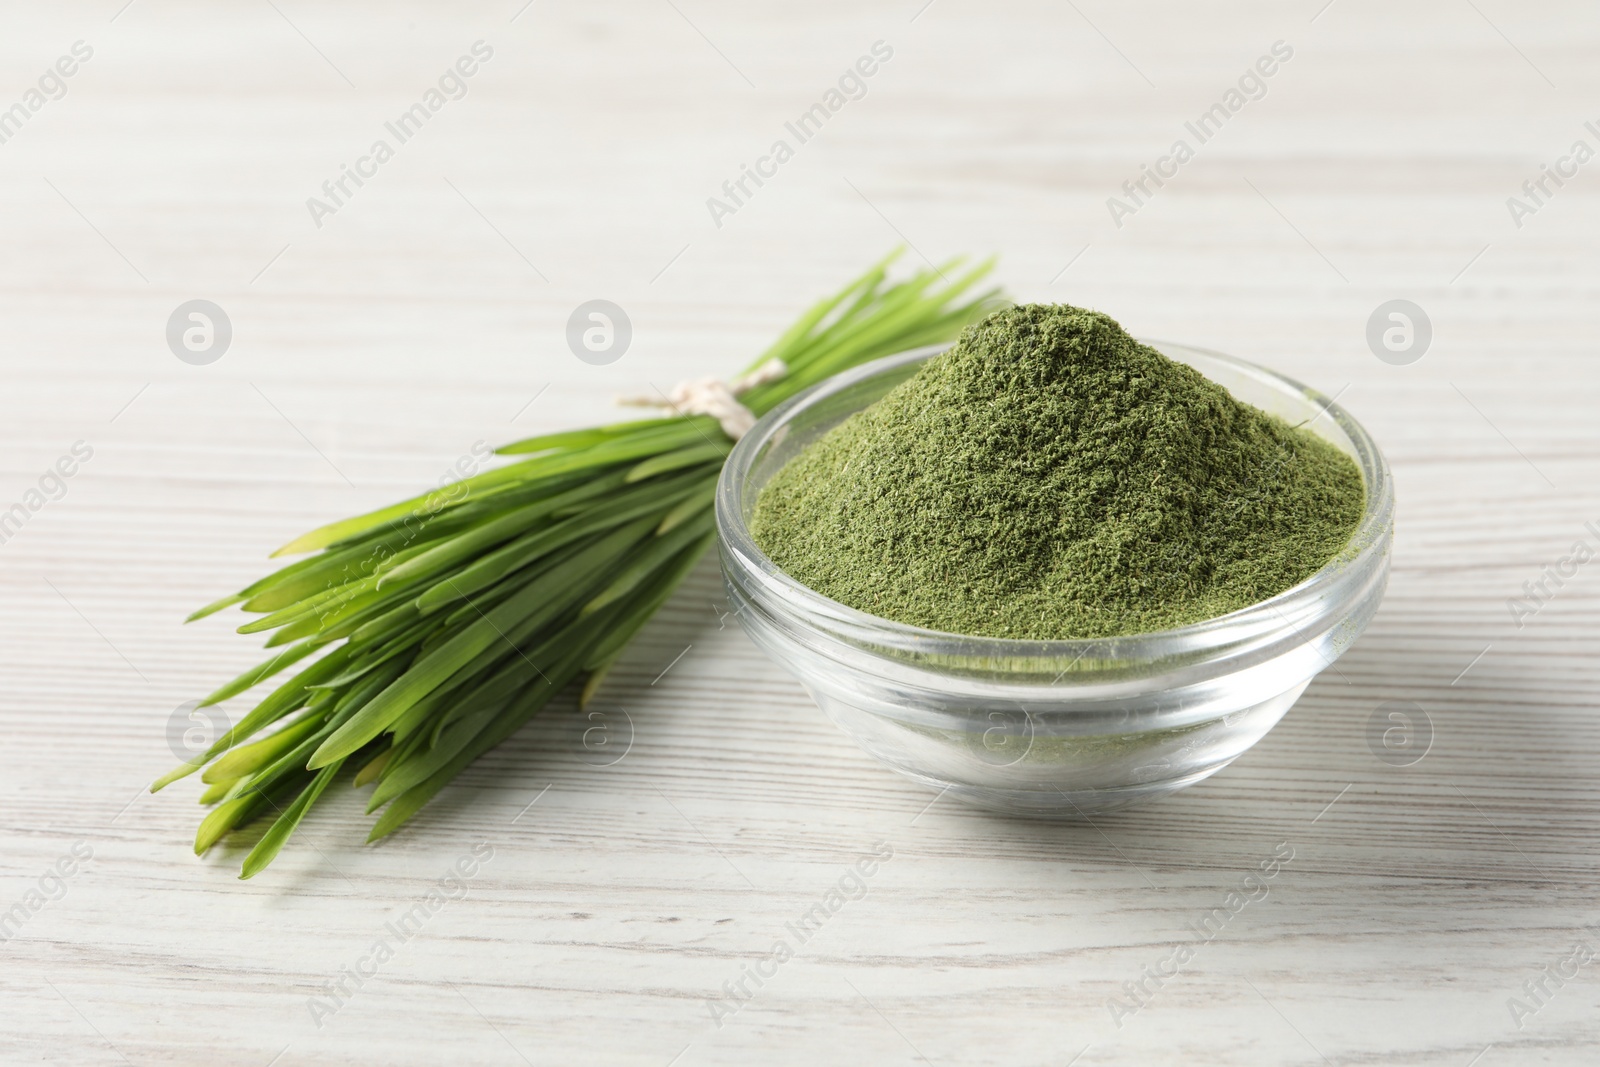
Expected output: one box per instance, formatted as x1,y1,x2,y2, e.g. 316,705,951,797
309,518,656,767
240,762,342,879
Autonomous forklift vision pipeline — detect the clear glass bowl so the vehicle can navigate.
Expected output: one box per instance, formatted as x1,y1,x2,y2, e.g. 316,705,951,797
715,342,1394,816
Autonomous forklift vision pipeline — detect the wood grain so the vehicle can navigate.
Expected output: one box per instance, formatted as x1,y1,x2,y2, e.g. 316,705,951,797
1,1,1598,1064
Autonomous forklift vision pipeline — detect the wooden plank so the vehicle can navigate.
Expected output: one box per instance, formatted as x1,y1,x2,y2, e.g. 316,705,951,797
0,2,1596,1064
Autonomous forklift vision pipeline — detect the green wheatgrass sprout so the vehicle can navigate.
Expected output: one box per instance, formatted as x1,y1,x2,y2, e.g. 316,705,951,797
154,252,1004,878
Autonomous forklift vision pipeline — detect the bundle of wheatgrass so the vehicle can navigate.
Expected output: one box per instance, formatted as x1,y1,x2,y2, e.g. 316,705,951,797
154,253,1002,877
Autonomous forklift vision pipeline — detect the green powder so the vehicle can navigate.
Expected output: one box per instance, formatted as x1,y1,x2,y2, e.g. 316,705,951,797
749,304,1365,640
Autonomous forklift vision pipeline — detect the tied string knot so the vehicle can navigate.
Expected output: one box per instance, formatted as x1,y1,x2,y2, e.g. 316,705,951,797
619,358,787,441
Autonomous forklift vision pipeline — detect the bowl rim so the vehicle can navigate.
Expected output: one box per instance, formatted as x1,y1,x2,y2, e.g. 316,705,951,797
716,340,1394,659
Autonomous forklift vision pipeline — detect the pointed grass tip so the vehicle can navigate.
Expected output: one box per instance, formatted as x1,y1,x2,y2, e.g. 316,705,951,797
186,593,246,623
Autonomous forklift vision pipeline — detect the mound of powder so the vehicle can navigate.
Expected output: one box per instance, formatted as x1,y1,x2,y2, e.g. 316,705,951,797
749,303,1364,639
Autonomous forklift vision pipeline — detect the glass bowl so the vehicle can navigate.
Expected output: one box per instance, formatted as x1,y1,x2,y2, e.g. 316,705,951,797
715,342,1393,816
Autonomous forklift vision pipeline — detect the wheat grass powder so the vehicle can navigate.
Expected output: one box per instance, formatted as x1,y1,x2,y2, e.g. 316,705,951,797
749,304,1365,640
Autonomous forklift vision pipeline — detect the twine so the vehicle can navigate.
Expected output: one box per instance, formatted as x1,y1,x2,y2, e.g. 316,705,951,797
619,358,787,440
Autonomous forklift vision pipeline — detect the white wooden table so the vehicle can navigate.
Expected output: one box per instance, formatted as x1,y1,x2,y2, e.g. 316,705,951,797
2,1,1597,1063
